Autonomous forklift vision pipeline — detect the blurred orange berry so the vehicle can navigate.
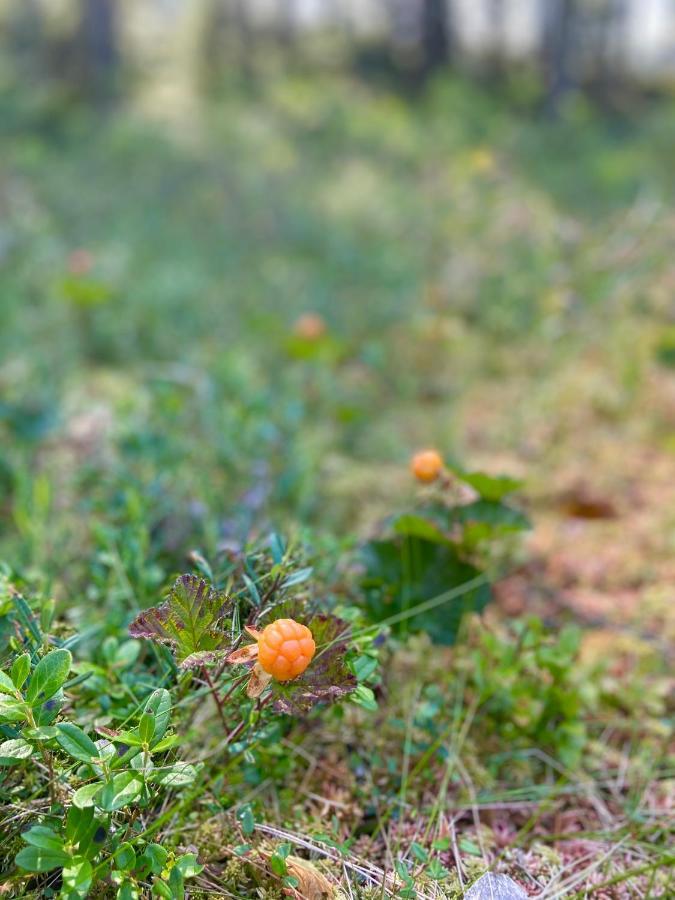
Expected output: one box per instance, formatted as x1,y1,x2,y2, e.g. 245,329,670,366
294,312,326,340
257,618,316,681
410,449,444,483
67,248,94,276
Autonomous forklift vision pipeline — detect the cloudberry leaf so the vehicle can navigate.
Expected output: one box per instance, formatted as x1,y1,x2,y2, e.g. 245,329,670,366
271,614,356,714
128,575,232,664
360,536,491,645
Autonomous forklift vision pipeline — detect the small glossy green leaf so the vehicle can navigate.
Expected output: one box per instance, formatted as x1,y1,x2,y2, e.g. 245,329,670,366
15,844,70,872
144,843,168,874
148,761,200,788
56,723,99,762
11,653,31,690
410,842,428,862
114,640,141,669
73,782,104,809
350,655,378,682
151,881,172,899
25,649,72,707
22,725,58,741
0,670,16,694
175,852,203,878
281,566,313,588
20,825,64,852
144,689,171,746
350,684,377,711
115,842,136,872
237,804,255,836
168,866,184,897
138,711,155,745
65,806,94,844
116,881,138,900
97,772,143,811
0,738,33,763
62,857,93,894
149,733,178,753
0,697,27,722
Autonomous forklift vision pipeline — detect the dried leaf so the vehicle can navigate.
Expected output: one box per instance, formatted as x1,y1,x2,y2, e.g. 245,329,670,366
246,662,272,698
284,856,335,898
271,614,356,715
180,649,229,669
227,644,259,665
128,575,232,664
244,625,262,640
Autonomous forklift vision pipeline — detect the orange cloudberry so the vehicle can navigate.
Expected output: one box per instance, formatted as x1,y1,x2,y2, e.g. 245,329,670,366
257,618,316,682
410,449,444,483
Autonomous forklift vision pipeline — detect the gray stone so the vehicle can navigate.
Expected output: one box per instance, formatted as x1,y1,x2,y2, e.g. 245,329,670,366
464,872,528,900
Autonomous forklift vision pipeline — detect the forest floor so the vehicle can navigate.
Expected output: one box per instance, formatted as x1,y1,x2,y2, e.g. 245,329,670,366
0,71,673,897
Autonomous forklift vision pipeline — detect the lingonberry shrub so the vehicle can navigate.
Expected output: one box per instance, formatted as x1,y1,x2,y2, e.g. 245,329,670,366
0,536,375,898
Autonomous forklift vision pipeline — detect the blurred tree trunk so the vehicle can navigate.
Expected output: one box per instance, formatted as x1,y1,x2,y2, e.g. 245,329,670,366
76,0,118,100
487,0,507,75
421,0,452,76
278,0,298,50
542,0,577,115
232,0,255,80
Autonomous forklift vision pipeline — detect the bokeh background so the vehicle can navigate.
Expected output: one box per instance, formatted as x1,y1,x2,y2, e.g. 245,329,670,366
1,0,674,622
1,4,675,896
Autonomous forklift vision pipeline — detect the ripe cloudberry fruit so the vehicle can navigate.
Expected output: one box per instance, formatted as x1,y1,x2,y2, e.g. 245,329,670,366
410,449,444,483
257,618,316,682
294,312,326,340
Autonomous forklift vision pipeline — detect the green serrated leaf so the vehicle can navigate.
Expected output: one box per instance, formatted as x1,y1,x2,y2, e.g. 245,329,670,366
451,468,523,500
360,537,491,645
25,648,72,707
129,575,231,664
392,514,450,544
